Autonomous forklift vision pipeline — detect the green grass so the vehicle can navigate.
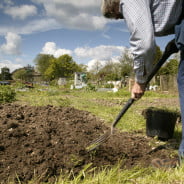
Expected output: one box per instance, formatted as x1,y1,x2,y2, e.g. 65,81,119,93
10,85,184,184
15,86,180,133
27,165,184,184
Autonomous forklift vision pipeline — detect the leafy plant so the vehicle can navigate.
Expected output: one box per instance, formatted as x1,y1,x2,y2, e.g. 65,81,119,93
85,83,97,91
0,85,16,103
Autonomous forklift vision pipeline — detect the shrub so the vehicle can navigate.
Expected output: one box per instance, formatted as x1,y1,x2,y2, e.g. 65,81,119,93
85,83,97,91
0,85,16,103
104,83,114,88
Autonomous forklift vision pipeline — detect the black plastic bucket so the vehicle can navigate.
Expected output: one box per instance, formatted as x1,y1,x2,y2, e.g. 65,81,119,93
142,107,179,141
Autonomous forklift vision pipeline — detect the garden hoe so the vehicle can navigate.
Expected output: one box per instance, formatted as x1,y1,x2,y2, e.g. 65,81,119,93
86,39,179,152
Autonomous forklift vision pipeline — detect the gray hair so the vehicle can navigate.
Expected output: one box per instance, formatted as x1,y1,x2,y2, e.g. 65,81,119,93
101,0,123,19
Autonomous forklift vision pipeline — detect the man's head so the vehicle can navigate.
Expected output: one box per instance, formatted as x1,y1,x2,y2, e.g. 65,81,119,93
101,0,123,19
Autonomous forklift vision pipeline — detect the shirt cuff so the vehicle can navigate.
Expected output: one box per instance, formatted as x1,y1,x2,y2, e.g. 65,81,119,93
134,68,147,84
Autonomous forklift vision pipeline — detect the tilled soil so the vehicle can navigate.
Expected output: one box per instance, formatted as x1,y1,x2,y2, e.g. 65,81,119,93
0,104,178,183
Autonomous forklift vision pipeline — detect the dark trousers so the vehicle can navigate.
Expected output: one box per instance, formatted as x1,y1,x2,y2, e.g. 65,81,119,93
178,50,184,154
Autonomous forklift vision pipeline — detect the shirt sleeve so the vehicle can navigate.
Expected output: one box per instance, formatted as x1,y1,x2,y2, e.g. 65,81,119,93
120,0,156,83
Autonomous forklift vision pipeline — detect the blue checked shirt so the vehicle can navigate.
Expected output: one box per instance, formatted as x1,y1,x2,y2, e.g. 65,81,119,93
120,0,183,83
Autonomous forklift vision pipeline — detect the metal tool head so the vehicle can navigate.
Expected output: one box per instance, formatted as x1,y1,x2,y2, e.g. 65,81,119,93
86,132,111,152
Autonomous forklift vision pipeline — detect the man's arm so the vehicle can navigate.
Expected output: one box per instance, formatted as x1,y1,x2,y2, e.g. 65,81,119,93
120,0,156,98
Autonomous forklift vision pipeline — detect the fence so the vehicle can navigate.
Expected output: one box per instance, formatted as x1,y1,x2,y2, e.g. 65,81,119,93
128,75,178,92
159,75,177,92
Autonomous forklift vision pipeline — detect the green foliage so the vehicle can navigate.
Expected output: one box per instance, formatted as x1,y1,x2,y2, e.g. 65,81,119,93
12,68,26,80
56,54,78,78
1,67,11,80
0,85,16,103
77,64,88,73
34,53,83,81
153,45,162,65
88,49,134,83
119,48,134,78
85,83,97,91
97,61,120,81
159,58,179,75
34,54,54,80
12,65,34,81
103,83,114,88
44,58,58,80
45,54,78,80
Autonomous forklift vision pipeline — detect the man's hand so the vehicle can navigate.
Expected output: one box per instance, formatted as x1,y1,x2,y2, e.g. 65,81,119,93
131,82,146,100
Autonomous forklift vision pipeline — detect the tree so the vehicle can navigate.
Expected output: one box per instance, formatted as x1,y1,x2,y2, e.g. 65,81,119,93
58,54,79,78
34,53,87,81
88,60,103,75
98,60,120,81
1,67,11,80
119,48,134,78
12,68,27,81
87,49,134,83
24,65,34,81
34,54,54,79
12,65,34,81
153,45,162,65
77,64,88,73
159,58,179,75
44,54,79,80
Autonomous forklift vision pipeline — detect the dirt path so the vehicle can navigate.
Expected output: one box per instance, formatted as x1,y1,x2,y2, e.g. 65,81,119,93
0,104,178,183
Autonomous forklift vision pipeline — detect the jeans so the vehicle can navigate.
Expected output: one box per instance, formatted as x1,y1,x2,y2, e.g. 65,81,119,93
178,50,184,155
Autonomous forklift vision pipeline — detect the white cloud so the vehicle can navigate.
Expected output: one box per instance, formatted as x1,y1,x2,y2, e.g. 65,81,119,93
0,60,23,73
74,45,127,71
23,19,61,34
42,42,72,58
4,5,37,20
53,0,99,7
0,32,22,55
74,45,126,60
31,0,109,31
0,18,61,36
0,0,110,36
87,57,121,72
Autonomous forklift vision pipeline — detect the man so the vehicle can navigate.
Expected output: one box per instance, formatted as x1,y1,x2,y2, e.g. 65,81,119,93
101,0,184,166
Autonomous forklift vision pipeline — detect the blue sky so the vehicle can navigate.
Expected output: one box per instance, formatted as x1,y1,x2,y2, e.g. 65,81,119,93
0,0,174,72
